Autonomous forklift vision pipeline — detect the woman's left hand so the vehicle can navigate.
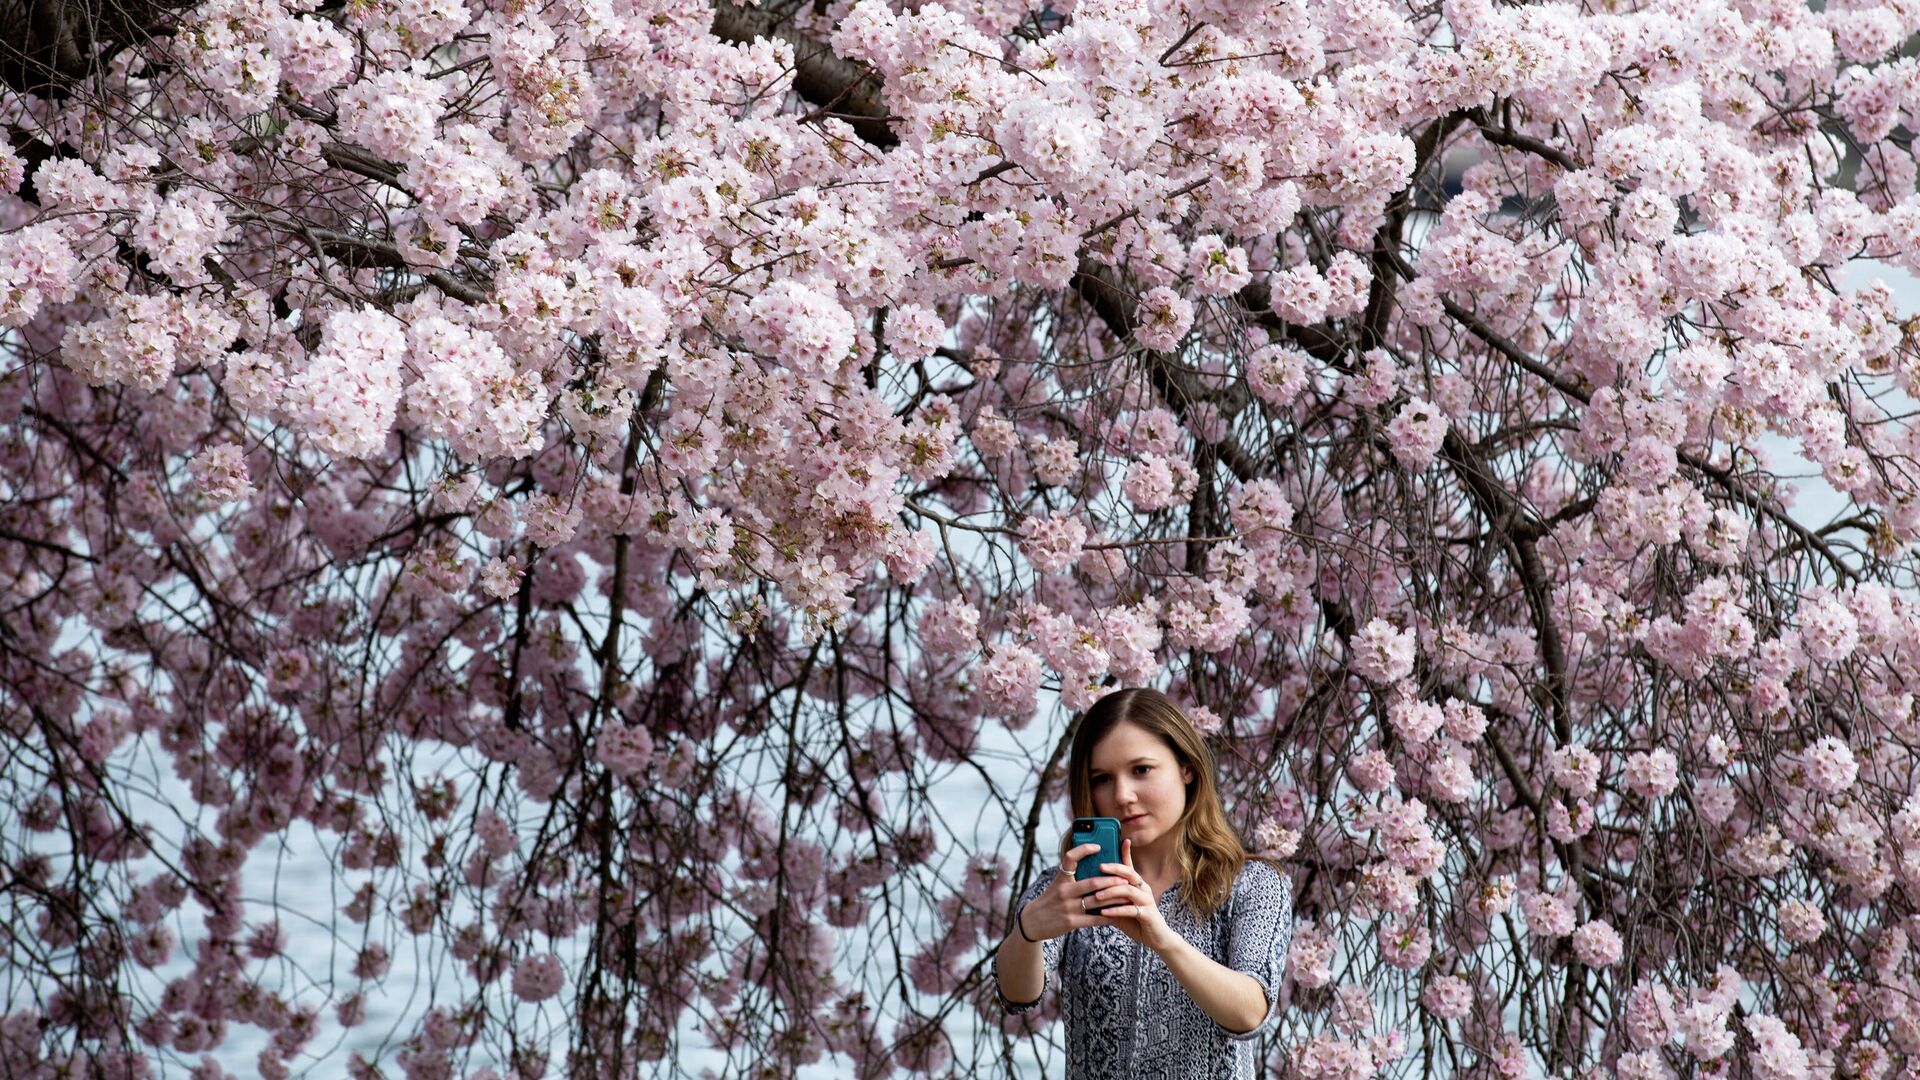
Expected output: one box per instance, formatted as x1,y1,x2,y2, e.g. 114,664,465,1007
1089,839,1179,953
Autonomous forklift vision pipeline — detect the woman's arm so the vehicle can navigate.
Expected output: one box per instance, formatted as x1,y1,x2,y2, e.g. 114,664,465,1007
994,852,1120,1011
1156,936,1269,1034
994,908,1047,1006
1090,851,1294,1037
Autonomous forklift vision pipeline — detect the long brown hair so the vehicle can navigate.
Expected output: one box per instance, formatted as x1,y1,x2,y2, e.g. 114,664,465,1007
1067,687,1251,921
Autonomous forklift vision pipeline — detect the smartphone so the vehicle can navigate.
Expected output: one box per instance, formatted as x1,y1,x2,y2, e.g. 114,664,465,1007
1071,817,1123,912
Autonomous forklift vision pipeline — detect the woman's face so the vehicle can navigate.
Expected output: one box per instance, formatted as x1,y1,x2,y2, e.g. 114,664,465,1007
1087,719,1195,851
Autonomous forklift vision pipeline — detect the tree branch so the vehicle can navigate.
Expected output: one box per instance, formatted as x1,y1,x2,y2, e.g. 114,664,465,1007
709,1,896,149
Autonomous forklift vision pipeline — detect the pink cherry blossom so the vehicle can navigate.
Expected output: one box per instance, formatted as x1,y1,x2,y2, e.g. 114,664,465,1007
1744,1014,1810,1080
286,310,407,460
1623,748,1680,801
1132,287,1195,352
595,721,653,780
1350,619,1416,684
187,445,254,505
917,599,980,660
478,557,524,599
1018,512,1088,574
1385,397,1447,471
971,644,1042,723
1572,920,1624,967
511,954,564,1003
1777,899,1826,944
336,69,445,162
1387,697,1444,746
1246,343,1311,409
1420,974,1473,1020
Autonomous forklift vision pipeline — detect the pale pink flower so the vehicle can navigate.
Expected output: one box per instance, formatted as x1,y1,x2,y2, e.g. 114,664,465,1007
0,223,80,328
1133,287,1195,352
511,953,564,1002
999,99,1103,185
1388,697,1444,745
1018,512,1088,574
1425,743,1476,803
747,281,856,375
287,310,407,460
972,409,1018,459
1249,820,1301,858
1349,749,1394,792
1350,619,1416,684
1420,974,1473,1020
1186,236,1253,296
1246,343,1310,408
1123,454,1193,512
883,527,936,583
1269,264,1331,323
1572,919,1624,967
1469,876,1516,918
1379,918,1431,969
595,721,654,779
1229,478,1295,536
1522,891,1575,939
1442,699,1487,743
1323,252,1371,317
478,556,524,599
131,189,228,285
886,304,945,361
1743,1014,1809,1080
1622,748,1679,800
1028,435,1081,487
1623,980,1676,1049
271,15,354,94
1616,1049,1675,1080
1679,999,1734,1061
917,599,980,660
522,493,582,549
1386,397,1447,471
1798,735,1858,794
972,644,1041,722
352,943,391,980
1799,592,1860,662
1551,743,1601,798
1292,1032,1375,1079
1776,899,1825,944
188,444,254,504
336,69,445,162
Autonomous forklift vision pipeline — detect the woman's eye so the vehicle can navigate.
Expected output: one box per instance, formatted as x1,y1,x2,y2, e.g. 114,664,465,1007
1134,766,1152,775
1090,776,1108,786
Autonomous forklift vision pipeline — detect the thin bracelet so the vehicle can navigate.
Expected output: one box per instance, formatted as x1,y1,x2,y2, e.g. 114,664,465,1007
1016,904,1040,943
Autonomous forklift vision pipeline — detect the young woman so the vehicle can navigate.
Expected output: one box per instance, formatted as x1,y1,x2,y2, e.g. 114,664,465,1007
993,687,1294,1079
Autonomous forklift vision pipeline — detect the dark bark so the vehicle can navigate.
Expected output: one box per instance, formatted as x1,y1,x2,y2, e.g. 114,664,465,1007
0,0,183,98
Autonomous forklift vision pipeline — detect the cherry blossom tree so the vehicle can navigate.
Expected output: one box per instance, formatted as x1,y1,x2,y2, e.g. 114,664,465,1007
4,0,1920,1075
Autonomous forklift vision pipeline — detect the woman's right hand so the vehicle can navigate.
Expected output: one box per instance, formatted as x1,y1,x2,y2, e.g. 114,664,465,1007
1018,842,1127,941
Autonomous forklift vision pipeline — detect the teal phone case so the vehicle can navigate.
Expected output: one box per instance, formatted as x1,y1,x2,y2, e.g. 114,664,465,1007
1072,817,1123,911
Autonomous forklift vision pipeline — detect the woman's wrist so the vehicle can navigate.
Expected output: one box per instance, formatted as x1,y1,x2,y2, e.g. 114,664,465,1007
1016,903,1040,943
1131,904,1182,956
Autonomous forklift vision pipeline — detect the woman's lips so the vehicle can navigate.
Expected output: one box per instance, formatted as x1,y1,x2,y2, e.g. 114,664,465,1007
1121,813,1148,827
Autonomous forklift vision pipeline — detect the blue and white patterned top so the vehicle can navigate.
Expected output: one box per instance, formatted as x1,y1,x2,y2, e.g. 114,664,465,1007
995,859,1295,1079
